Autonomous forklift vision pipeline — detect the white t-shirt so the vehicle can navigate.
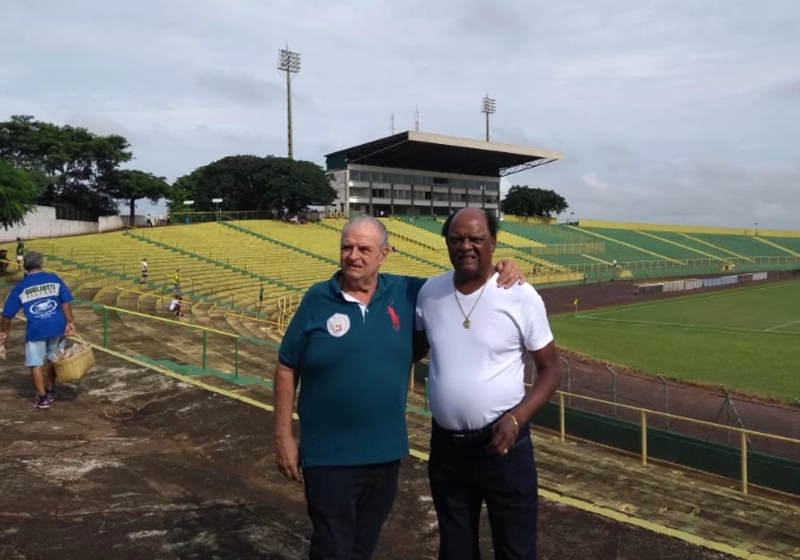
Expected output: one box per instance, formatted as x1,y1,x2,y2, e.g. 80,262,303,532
415,270,554,431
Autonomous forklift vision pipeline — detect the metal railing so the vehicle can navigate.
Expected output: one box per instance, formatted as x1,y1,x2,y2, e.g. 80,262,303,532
553,391,800,494
101,305,241,375
418,381,800,495
114,286,185,313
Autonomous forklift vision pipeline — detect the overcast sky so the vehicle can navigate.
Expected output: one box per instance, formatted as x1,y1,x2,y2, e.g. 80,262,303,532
2,0,799,229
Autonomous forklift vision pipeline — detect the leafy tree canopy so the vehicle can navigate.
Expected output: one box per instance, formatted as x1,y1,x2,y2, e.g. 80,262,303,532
500,185,568,218
0,115,132,215
107,170,171,224
0,158,39,230
170,155,336,216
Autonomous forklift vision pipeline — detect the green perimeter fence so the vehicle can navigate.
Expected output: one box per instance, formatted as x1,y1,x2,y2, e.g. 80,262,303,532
413,363,800,497
91,305,277,390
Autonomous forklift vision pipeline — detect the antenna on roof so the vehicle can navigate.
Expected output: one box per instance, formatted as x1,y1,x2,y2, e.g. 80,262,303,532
390,113,395,135
414,105,420,132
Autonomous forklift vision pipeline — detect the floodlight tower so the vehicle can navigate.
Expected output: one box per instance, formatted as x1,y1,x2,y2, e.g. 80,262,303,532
278,47,301,159
481,95,496,141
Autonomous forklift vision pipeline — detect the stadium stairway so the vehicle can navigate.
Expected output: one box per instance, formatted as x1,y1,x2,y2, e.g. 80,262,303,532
690,233,789,259
573,227,684,264
389,217,574,278
228,219,446,278
762,236,800,256
634,230,728,262
755,236,800,258
678,233,754,261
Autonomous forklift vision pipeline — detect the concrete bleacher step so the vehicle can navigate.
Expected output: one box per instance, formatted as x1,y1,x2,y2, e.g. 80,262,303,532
223,313,271,342
76,286,102,302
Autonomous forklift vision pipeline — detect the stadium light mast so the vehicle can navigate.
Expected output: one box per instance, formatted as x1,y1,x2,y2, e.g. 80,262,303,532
278,47,301,159
481,95,496,141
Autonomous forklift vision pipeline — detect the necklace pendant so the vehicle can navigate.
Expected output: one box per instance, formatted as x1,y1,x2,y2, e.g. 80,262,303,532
462,319,471,329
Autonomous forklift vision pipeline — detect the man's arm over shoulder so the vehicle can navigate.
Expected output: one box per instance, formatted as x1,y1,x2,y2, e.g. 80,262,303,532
398,275,427,303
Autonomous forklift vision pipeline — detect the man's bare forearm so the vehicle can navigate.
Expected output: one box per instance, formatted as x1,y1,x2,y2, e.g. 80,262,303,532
274,363,299,440
0,316,11,334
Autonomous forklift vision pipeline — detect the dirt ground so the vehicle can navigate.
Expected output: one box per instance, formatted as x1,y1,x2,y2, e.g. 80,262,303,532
0,341,744,560
536,272,800,460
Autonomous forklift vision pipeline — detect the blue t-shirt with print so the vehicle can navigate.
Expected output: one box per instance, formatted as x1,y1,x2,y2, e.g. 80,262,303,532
2,271,73,342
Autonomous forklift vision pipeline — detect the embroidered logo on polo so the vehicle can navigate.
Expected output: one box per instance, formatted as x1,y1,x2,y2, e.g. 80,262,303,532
327,313,351,337
387,303,401,331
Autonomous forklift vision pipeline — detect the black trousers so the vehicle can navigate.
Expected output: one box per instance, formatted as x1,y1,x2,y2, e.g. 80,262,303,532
429,420,539,560
303,460,400,560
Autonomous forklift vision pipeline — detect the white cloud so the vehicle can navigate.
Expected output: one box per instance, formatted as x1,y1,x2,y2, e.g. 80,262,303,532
580,173,610,192
1,0,799,228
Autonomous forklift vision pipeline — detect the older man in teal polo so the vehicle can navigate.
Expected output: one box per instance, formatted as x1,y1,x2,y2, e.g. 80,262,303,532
273,216,522,560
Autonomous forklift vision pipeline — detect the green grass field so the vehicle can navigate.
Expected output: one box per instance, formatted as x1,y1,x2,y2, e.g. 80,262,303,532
549,280,800,401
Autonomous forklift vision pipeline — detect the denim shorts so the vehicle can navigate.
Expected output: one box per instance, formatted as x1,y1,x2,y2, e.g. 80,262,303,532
25,337,65,367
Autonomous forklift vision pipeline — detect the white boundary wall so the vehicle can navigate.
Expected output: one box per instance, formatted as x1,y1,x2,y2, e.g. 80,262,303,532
0,206,145,243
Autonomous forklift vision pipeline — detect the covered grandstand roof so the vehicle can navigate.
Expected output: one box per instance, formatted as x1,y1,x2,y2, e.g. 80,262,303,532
325,131,563,177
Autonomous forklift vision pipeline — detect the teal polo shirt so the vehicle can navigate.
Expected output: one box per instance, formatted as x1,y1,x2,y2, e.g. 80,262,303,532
279,271,425,468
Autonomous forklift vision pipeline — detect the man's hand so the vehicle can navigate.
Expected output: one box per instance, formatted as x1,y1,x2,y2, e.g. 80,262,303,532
0,332,7,346
494,259,526,288
275,436,302,483
485,413,520,456
64,322,76,337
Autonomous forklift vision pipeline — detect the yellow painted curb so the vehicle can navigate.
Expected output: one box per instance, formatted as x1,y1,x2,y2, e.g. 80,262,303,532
90,342,299,420
410,448,776,560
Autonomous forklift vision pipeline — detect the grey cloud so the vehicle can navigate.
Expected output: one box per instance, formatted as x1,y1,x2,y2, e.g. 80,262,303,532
553,156,800,229
64,113,132,137
3,0,800,230
491,126,548,150
453,0,530,43
770,78,800,103
196,70,283,106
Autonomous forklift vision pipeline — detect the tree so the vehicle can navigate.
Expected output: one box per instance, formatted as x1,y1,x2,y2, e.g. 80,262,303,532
170,155,336,216
0,159,39,230
107,170,171,224
500,185,568,218
0,115,132,215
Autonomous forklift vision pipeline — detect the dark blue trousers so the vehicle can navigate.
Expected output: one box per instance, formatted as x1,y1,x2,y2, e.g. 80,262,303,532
303,460,400,560
429,420,538,560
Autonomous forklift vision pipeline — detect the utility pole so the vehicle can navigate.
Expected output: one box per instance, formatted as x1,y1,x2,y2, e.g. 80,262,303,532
481,95,496,141
278,47,301,159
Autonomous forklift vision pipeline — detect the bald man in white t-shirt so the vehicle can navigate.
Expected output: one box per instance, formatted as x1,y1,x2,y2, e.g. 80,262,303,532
415,208,562,560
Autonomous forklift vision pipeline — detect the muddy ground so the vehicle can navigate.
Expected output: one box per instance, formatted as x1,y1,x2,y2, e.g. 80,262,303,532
0,333,750,559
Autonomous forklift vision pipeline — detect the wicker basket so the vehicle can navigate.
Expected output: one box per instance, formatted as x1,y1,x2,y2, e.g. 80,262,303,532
53,339,96,383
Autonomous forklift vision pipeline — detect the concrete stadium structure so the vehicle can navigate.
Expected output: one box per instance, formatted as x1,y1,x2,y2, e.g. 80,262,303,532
325,131,563,218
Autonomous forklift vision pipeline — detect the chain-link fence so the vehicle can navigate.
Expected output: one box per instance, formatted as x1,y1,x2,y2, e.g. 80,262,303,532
541,354,800,461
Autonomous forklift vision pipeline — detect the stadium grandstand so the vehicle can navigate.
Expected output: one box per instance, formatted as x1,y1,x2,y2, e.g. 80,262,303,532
3,184,800,557
325,130,563,218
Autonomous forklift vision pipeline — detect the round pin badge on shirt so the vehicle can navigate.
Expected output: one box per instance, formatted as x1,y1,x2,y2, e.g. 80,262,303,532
327,313,351,338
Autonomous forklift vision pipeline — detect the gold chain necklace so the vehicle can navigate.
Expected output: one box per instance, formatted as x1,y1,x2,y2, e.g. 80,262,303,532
453,276,490,329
